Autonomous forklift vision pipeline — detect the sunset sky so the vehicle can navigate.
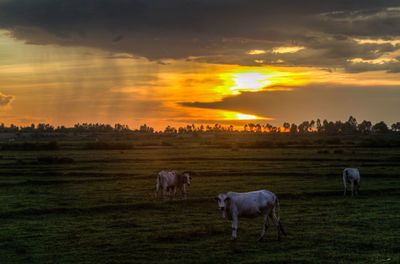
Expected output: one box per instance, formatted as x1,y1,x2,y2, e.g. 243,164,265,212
1,0,400,130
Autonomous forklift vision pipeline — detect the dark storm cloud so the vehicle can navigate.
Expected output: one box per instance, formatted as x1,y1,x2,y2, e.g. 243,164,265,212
1,0,400,71
180,84,400,123
344,61,400,73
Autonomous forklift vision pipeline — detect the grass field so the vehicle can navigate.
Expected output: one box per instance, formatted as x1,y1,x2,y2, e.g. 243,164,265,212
1,139,399,264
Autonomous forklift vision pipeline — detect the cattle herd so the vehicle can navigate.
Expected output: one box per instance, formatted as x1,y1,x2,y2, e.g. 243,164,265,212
155,168,361,240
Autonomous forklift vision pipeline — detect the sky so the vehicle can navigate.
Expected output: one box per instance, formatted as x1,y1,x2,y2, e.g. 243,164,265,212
1,0,400,130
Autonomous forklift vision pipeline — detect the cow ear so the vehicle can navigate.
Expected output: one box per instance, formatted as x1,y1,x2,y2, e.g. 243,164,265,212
214,197,219,201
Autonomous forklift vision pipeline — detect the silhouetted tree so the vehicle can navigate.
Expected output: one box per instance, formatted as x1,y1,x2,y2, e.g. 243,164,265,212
248,123,255,132
140,124,154,133
290,123,298,134
115,123,129,132
298,121,311,134
283,122,290,132
358,120,372,134
264,123,272,132
391,122,400,132
323,120,337,135
342,116,357,134
164,125,176,134
316,119,323,133
309,120,315,131
373,121,389,133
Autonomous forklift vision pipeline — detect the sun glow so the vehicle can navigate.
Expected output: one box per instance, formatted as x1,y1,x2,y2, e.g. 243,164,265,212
216,67,306,96
216,110,267,120
230,72,273,94
235,113,262,120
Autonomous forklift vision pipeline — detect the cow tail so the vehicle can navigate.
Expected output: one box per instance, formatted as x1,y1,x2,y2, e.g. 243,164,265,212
157,173,162,185
156,173,162,189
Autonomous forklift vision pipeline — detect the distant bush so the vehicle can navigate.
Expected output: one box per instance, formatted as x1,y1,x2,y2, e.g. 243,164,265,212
1,141,59,151
82,141,133,150
317,150,330,154
37,156,74,164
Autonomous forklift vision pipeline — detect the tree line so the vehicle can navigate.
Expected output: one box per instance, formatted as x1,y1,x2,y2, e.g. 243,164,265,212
0,116,399,135
245,116,400,135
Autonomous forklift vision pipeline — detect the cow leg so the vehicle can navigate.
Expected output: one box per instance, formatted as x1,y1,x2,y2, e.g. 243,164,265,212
182,185,187,199
172,187,177,199
259,214,269,240
231,216,238,240
270,212,281,241
351,181,355,196
162,187,168,200
343,177,347,196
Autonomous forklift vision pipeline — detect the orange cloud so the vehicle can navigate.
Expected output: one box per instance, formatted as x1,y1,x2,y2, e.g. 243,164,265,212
0,92,14,106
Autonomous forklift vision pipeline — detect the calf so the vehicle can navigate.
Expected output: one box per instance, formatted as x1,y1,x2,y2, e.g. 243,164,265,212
343,168,360,196
155,171,191,199
215,190,286,240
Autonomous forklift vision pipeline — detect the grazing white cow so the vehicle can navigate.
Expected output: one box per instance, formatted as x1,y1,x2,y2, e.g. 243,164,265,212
155,171,191,199
343,168,360,196
215,190,286,240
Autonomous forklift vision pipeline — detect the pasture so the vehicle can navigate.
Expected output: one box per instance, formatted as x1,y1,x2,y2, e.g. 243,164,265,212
1,138,399,263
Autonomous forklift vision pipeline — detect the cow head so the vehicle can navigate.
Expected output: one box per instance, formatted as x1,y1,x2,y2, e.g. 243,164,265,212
183,172,191,186
214,194,230,218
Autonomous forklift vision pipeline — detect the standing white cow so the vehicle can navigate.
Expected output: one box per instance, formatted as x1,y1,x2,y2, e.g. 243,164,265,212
155,171,191,200
343,168,360,196
214,190,286,240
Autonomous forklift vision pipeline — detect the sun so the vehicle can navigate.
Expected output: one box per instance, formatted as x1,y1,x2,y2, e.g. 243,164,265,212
230,72,273,94
218,110,265,120
235,113,262,120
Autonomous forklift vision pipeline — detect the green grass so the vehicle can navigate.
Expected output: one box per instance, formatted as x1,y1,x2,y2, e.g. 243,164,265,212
0,144,399,264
